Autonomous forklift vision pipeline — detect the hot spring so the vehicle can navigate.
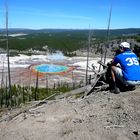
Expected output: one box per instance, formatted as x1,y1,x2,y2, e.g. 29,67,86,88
33,64,69,74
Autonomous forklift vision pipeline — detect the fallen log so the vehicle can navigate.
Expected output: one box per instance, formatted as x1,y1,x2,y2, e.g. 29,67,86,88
55,85,91,99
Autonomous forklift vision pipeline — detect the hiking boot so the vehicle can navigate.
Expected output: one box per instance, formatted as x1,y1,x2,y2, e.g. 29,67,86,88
110,86,120,94
120,85,136,92
110,81,120,94
128,86,136,91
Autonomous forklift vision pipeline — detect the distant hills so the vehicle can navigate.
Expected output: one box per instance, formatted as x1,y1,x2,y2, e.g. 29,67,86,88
0,28,140,53
0,28,140,37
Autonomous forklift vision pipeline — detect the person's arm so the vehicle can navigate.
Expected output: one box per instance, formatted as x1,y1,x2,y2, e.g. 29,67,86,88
111,56,120,67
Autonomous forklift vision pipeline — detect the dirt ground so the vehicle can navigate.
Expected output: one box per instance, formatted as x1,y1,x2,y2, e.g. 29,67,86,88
0,86,140,140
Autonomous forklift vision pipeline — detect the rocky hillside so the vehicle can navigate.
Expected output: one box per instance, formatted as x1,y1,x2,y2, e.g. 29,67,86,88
0,87,140,140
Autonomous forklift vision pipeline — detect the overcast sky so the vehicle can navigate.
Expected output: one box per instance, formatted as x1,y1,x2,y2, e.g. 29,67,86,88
0,0,140,29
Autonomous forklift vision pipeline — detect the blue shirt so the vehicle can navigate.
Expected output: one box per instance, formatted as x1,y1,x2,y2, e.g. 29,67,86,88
113,51,140,81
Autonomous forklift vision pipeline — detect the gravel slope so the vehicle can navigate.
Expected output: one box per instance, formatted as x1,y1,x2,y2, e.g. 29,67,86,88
0,88,140,140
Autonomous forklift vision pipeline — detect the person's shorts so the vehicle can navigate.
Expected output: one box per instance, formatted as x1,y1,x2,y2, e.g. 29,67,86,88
113,67,140,86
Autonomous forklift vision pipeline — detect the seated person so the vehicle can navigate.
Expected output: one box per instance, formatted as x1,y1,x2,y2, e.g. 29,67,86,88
111,42,140,93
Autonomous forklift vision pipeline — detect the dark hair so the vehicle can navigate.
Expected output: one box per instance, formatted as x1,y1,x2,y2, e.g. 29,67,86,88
115,49,122,56
119,46,130,51
123,48,131,51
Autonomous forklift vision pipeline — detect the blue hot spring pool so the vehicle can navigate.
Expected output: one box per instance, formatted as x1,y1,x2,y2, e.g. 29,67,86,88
33,64,69,74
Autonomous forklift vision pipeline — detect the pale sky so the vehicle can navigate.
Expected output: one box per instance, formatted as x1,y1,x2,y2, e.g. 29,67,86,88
0,0,140,29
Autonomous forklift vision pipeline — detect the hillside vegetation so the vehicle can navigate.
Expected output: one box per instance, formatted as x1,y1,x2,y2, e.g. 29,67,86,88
0,28,140,53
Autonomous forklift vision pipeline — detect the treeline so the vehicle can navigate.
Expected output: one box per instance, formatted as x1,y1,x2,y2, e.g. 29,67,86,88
0,31,88,53
0,28,140,53
0,29,140,56
0,81,84,108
